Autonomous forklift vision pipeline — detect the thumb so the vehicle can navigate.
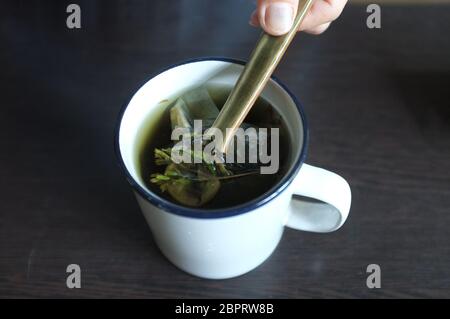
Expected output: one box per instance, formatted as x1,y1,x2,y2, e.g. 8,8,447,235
257,0,299,36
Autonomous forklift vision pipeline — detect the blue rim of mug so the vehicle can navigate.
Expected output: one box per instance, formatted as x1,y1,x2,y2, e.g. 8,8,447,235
114,57,309,219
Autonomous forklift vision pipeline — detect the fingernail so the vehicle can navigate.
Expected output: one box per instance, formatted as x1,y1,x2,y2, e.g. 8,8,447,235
265,3,294,35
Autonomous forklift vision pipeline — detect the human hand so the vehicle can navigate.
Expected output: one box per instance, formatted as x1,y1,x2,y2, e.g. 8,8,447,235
249,0,348,35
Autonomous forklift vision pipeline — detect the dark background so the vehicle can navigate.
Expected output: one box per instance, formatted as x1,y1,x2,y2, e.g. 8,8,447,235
0,0,449,298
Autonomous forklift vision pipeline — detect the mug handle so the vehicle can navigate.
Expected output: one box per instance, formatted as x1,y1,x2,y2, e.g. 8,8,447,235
285,164,351,233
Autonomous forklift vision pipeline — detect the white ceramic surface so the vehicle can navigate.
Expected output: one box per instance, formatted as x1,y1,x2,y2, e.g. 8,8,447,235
116,58,351,279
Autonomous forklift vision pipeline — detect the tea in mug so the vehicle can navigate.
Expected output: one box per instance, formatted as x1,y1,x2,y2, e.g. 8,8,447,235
135,86,290,209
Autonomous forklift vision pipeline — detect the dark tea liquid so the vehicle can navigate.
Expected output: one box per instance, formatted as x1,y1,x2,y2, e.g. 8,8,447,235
135,85,291,209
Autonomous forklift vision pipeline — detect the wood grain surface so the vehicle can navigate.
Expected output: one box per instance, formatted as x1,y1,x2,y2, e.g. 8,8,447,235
0,1,449,298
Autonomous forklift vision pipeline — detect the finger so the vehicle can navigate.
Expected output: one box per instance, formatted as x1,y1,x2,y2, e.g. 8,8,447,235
257,0,299,36
303,22,331,35
298,0,347,32
253,0,347,35
249,10,259,27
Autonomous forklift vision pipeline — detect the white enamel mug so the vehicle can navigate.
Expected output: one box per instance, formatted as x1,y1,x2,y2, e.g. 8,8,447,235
115,58,351,279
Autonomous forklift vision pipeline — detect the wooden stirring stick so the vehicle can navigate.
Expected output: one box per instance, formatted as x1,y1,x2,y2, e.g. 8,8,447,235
210,0,314,154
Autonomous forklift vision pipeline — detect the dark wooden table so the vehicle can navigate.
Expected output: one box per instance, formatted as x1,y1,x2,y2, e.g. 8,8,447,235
1,0,449,298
